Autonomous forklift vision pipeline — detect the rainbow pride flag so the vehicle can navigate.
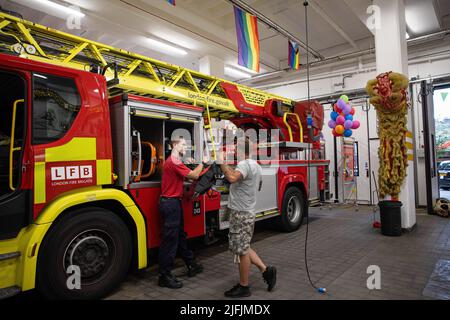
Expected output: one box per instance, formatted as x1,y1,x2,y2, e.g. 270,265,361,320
233,6,260,72
167,0,175,5
289,40,300,70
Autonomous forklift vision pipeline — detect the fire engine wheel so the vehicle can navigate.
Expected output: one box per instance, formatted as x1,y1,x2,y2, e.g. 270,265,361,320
37,208,132,300
277,187,306,232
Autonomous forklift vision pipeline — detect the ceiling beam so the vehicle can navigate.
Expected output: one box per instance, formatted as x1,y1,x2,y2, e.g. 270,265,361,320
432,0,444,30
342,0,375,36
309,0,359,50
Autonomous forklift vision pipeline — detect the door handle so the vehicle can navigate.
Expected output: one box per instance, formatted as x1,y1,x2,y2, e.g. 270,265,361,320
9,99,24,191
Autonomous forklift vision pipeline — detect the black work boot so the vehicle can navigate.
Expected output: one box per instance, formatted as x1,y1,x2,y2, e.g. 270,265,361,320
262,265,277,291
158,273,183,289
224,284,251,298
187,261,204,277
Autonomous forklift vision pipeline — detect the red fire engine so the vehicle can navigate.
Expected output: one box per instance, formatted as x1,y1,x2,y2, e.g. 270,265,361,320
0,12,329,299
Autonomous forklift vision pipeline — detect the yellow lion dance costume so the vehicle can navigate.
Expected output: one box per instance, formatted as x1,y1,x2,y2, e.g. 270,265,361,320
366,72,409,200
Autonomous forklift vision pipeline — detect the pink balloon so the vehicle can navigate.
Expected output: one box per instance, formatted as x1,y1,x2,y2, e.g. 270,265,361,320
352,120,360,129
336,116,345,125
328,120,336,129
344,120,353,130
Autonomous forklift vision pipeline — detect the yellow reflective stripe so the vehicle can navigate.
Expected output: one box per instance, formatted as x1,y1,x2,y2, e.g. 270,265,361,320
406,131,413,139
96,159,112,185
34,162,46,204
406,142,413,150
45,137,96,162
407,154,414,161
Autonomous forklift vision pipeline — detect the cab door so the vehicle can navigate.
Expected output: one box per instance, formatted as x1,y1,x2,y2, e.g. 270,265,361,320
0,69,33,240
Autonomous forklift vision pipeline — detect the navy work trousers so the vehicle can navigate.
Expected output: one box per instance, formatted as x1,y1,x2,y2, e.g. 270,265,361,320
158,198,194,275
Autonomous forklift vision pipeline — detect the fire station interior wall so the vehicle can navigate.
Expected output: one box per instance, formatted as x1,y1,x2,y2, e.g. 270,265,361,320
321,100,378,205
266,46,450,206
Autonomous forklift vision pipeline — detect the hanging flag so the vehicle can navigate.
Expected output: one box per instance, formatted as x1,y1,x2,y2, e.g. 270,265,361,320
167,0,175,5
288,40,300,70
233,6,260,72
441,92,448,102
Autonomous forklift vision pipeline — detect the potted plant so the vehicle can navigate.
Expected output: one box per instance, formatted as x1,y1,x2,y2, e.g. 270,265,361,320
366,72,409,236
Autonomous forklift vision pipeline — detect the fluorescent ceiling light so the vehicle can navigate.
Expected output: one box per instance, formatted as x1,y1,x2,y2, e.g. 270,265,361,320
233,64,258,75
146,38,188,56
31,0,85,17
224,66,252,79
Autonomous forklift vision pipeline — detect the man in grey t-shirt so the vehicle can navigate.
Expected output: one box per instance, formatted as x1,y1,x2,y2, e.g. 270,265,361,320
219,137,277,298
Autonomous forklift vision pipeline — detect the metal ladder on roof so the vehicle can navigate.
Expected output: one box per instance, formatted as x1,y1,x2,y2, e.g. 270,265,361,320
0,12,292,121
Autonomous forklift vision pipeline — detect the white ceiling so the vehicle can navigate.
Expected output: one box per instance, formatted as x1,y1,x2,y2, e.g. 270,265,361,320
0,0,448,81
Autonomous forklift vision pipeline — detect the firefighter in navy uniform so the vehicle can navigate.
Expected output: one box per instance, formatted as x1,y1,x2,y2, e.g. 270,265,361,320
158,137,207,289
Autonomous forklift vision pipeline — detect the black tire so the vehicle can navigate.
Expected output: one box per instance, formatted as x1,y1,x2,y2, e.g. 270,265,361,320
37,208,132,300
276,186,306,232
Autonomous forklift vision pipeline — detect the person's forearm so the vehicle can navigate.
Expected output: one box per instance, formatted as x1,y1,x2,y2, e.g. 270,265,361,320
187,163,204,180
220,164,240,183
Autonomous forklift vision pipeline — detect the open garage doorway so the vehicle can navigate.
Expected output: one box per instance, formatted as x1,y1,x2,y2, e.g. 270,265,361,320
433,86,450,200
415,79,450,214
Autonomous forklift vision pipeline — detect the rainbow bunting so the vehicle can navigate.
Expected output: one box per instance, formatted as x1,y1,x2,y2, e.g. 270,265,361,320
167,0,175,5
289,40,300,70
233,6,260,72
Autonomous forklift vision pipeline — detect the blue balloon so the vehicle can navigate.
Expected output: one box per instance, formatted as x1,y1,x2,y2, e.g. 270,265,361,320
344,129,353,137
345,114,353,121
331,111,338,121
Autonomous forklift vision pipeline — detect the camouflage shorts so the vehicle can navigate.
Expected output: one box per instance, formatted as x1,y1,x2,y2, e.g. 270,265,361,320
228,208,255,262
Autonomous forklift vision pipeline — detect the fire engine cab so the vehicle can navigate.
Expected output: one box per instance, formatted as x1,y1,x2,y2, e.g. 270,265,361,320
0,12,329,299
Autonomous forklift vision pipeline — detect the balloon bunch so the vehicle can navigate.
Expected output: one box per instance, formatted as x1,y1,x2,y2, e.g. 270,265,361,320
328,95,360,137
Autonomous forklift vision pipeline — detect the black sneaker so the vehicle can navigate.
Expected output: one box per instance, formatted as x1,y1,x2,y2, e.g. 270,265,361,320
262,265,277,291
224,284,251,298
187,261,204,277
158,273,183,289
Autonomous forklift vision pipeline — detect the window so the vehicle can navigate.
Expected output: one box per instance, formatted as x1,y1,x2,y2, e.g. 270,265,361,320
32,73,81,144
354,141,359,177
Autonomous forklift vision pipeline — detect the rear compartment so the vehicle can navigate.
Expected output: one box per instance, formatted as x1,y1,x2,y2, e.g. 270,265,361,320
108,94,214,247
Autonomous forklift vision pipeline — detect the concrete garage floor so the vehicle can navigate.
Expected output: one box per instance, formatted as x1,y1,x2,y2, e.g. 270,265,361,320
106,205,450,300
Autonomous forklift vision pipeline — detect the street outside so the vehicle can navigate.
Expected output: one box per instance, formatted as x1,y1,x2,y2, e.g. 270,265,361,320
440,188,450,199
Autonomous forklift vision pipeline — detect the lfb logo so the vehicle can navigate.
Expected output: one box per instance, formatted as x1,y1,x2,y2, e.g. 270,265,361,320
51,165,93,181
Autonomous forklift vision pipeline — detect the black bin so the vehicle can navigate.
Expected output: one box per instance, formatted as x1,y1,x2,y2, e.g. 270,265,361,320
378,200,402,236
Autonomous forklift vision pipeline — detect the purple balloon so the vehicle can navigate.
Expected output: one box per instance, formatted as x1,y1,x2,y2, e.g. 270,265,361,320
337,99,347,110
328,120,336,129
336,115,345,125
342,104,351,115
344,120,353,130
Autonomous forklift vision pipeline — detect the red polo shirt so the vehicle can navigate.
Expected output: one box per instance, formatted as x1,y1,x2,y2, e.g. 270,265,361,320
161,155,191,198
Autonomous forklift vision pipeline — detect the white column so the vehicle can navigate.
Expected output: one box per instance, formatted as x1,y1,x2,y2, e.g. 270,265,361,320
199,55,224,78
374,0,416,229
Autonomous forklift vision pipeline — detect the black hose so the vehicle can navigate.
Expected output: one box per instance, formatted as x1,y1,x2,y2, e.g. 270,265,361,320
303,0,326,295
